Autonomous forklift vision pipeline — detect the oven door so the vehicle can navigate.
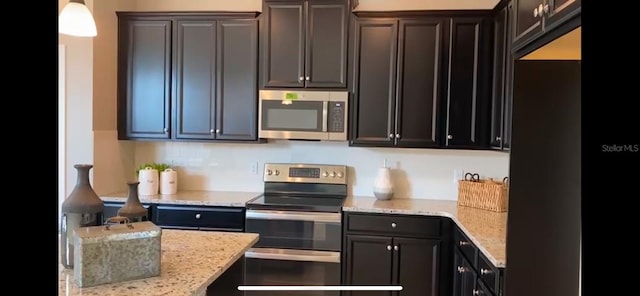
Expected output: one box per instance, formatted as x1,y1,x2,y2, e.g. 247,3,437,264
244,248,341,296
245,209,342,251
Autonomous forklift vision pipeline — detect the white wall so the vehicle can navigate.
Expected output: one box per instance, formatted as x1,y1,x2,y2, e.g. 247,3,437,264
134,141,509,200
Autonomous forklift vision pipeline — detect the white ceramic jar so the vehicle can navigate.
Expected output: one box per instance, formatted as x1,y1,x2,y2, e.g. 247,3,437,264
138,167,159,196
160,168,178,195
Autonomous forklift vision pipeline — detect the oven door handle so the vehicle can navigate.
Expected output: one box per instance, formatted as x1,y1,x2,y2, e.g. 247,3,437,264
245,248,340,263
246,209,341,224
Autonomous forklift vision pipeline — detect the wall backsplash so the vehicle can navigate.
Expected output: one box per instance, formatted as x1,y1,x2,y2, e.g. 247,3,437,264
134,140,510,200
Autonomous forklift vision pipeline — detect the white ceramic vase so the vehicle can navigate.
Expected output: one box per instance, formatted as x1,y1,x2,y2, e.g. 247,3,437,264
373,167,394,200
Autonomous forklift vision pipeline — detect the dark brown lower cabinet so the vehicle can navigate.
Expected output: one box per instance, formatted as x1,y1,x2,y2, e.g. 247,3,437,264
452,226,504,296
342,213,450,296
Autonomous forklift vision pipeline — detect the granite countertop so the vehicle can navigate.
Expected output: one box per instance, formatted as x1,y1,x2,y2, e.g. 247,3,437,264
343,196,507,268
59,230,259,296
101,190,262,207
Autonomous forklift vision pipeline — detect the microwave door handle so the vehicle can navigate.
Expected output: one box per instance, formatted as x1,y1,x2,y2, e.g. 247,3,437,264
322,101,328,132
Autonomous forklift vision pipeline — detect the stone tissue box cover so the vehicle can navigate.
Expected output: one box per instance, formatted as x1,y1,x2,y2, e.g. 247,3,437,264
73,221,162,287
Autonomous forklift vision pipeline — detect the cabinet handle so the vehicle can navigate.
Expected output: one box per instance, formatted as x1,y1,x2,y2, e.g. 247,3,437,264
543,3,549,14
305,76,310,81
459,241,470,246
447,135,453,140
496,136,501,142
393,245,399,251
210,129,215,134
473,289,483,295
533,7,539,17
481,268,492,275
163,127,168,133
457,266,466,273
389,134,394,139
395,134,400,139
386,245,392,251
215,129,220,134
299,76,304,81
391,222,397,228
195,213,201,219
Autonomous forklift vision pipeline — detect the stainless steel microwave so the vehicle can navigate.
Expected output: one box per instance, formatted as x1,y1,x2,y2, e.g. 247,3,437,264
258,90,349,141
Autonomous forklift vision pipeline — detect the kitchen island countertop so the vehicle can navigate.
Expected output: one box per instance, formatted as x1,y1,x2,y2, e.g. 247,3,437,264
101,190,262,207
343,196,507,268
59,230,259,296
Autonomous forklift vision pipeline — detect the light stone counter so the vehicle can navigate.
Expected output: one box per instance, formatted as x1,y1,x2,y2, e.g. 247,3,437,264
343,196,507,268
101,190,262,207
59,230,259,296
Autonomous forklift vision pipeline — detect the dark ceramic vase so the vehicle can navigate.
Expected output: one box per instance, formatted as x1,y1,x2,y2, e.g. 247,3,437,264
60,164,104,269
117,181,147,222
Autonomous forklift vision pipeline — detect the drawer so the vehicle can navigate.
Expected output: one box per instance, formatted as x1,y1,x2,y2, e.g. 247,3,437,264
478,252,501,296
345,213,442,238
454,226,478,266
155,205,245,231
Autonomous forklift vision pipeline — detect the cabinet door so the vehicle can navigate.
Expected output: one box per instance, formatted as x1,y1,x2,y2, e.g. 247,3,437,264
544,0,581,32
445,17,491,148
118,19,172,140
305,0,348,88
490,7,508,149
395,18,446,148
344,235,394,296
351,19,398,147
216,20,259,141
261,1,305,88
502,3,515,151
393,238,441,296
173,20,217,140
453,249,476,296
512,0,544,50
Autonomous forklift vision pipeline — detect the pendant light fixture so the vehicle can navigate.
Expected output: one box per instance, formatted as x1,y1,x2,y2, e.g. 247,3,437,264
59,0,97,37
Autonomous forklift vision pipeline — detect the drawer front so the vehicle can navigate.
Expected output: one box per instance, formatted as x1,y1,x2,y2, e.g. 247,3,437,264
454,226,478,266
477,252,500,295
155,205,245,231
346,213,442,238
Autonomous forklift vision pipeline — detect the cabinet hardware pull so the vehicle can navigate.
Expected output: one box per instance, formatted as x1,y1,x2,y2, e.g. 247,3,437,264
391,222,397,228
163,127,168,133
473,289,483,295
216,129,220,134
543,3,549,14
447,135,453,140
481,268,492,275
210,129,215,134
305,76,310,81
533,7,539,17
195,213,201,219
393,245,398,251
496,136,501,141
389,134,394,138
457,266,465,273
299,76,304,81
459,241,470,246
386,245,392,251
395,134,400,138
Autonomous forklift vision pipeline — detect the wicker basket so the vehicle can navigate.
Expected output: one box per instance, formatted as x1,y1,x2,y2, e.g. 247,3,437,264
457,176,509,212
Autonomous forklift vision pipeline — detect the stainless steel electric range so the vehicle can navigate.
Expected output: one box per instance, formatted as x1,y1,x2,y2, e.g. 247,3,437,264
244,163,348,296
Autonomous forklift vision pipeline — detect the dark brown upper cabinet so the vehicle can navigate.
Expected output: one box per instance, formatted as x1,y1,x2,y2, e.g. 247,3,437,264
117,12,260,142
350,16,448,148
118,18,172,140
260,0,349,89
490,1,514,151
512,0,581,52
443,16,493,149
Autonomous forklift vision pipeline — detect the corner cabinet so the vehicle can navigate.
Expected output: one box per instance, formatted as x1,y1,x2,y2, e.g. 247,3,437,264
490,2,514,151
117,12,260,142
512,0,581,51
260,0,350,89
443,17,493,149
342,212,452,296
452,226,504,296
350,16,447,148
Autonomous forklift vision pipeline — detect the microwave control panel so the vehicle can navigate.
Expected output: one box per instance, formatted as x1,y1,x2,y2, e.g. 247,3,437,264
328,102,345,133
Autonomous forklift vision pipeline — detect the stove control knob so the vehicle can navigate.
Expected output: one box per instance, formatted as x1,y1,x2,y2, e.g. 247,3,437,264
274,170,280,176
337,172,344,178
323,171,329,177
330,172,336,178
266,169,273,176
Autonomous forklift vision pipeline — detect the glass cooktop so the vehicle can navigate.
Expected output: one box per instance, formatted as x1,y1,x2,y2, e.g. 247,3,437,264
246,194,346,213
